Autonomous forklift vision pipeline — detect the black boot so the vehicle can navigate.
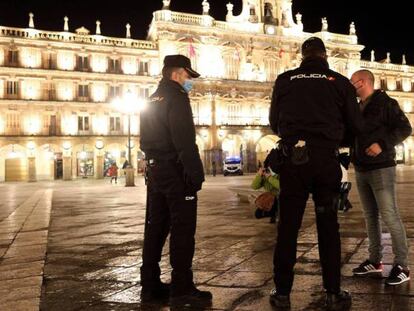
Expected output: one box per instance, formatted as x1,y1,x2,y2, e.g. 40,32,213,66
269,288,290,308
170,286,212,308
325,290,352,311
140,282,170,303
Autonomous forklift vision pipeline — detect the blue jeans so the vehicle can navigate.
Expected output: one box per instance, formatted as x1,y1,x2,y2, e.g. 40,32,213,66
355,166,409,267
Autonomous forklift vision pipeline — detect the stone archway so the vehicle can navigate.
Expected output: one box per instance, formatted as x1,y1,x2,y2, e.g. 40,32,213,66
73,144,95,178
37,143,63,180
255,134,279,167
222,134,248,171
0,144,28,182
222,134,247,160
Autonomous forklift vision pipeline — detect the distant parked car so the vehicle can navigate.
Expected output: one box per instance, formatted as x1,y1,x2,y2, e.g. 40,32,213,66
223,157,243,176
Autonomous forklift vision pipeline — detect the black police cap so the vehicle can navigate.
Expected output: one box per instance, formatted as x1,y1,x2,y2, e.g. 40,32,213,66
301,37,326,54
163,54,200,78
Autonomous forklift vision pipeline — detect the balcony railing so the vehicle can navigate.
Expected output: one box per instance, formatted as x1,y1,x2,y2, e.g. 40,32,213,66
193,115,269,127
0,26,158,50
360,60,414,74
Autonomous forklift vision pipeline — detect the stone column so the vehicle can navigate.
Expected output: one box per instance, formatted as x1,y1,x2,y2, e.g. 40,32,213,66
28,157,37,182
205,93,223,174
246,142,257,173
95,155,104,179
49,159,55,180
63,156,72,180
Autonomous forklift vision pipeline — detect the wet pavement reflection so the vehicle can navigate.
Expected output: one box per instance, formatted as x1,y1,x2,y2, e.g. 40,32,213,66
0,167,413,310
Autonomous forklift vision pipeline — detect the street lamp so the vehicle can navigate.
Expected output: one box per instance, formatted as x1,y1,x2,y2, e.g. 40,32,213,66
112,90,146,187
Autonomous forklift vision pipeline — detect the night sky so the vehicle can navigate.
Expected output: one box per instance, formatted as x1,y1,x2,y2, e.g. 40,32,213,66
0,0,411,64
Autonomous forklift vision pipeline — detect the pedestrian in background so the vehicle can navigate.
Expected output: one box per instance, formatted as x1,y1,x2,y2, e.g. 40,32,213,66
122,160,129,176
350,69,411,285
139,55,212,308
108,162,118,184
268,37,363,310
212,160,217,177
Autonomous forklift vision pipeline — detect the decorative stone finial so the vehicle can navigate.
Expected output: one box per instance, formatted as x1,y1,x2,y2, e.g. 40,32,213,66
202,0,210,15
162,0,171,9
296,13,302,26
226,2,234,20
96,20,101,35
29,12,35,28
402,54,407,65
64,16,69,31
386,52,391,63
370,50,375,62
126,23,131,38
321,17,328,31
349,22,356,35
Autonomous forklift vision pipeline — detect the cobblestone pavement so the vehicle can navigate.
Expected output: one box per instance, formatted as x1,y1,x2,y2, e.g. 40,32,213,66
1,167,414,311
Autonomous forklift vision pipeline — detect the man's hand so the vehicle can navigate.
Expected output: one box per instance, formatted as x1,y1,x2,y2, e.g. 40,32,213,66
365,143,382,157
258,167,265,176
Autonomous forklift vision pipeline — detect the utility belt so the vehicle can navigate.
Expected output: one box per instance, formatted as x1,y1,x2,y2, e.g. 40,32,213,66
279,140,310,165
143,156,180,185
267,139,348,173
265,140,307,173
146,158,175,166
144,152,179,166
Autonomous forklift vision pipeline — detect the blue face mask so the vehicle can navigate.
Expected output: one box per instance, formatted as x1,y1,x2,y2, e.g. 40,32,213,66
183,79,194,93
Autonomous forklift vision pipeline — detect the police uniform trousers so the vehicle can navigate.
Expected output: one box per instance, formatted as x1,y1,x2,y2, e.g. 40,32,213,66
140,160,197,294
273,146,342,295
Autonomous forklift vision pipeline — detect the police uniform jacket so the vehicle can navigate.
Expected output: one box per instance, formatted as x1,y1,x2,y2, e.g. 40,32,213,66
269,57,363,148
140,78,205,189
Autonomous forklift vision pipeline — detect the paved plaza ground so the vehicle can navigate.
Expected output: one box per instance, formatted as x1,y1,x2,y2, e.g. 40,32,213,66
1,167,414,311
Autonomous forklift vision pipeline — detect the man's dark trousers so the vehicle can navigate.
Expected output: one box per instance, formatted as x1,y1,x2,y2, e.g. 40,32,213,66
140,160,197,294
273,147,342,294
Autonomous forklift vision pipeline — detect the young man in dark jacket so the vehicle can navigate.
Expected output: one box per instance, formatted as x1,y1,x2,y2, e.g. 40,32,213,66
350,69,411,285
269,37,363,310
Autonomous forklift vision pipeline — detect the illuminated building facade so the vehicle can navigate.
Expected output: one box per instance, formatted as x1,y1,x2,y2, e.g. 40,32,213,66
1,0,413,181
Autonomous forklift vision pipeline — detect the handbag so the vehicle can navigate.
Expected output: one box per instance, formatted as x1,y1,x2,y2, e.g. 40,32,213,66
254,192,275,212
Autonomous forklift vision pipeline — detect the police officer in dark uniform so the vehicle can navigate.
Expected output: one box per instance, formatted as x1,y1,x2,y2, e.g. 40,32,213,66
268,37,363,310
139,55,212,308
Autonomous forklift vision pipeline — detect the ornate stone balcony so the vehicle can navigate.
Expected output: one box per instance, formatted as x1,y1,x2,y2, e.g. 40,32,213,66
360,60,414,74
0,26,157,50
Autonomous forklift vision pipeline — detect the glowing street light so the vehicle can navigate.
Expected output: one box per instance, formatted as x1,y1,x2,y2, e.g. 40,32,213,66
111,90,146,187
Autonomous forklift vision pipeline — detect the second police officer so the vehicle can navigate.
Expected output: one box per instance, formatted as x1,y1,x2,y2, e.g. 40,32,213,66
268,37,363,310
